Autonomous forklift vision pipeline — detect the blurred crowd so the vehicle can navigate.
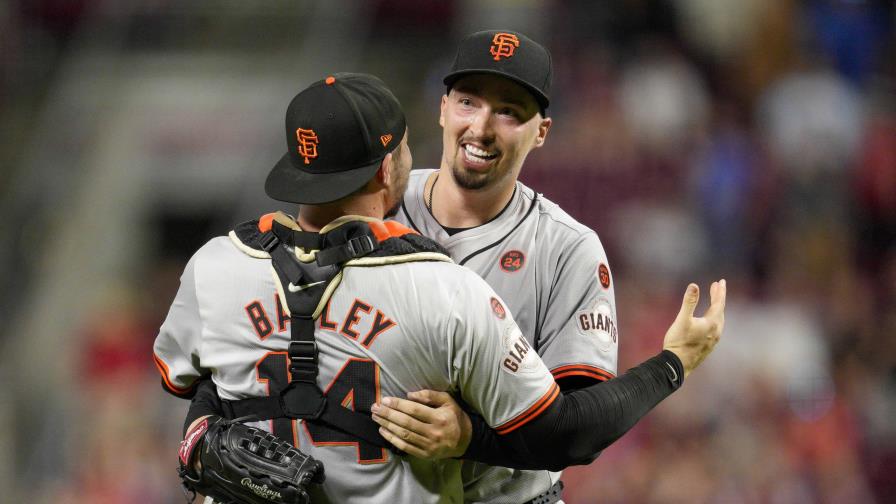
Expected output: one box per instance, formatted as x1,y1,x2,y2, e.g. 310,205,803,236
2,1,894,503
525,1,896,502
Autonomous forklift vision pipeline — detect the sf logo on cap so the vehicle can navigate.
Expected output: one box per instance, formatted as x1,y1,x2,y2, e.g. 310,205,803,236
295,128,319,164
490,33,520,61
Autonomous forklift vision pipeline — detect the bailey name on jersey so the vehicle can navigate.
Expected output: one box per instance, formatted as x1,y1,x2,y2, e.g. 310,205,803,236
245,293,397,348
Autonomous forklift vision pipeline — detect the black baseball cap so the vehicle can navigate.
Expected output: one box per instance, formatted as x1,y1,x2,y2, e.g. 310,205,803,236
443,30,552,113
265,73,407,204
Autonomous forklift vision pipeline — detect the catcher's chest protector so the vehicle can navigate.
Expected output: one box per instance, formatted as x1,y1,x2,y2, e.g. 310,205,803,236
224,212,452,450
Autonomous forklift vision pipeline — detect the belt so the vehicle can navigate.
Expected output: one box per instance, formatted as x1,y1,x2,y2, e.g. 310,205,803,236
523,480,564,504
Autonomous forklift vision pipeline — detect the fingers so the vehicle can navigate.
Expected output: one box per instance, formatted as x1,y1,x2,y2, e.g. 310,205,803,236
705,279,727,319
376,426,428,458
374,396,438,423
371,407,430,453
677,283,700,321
372,411,427,447
715,279,727,310
407,389,453,408
371,398,431,428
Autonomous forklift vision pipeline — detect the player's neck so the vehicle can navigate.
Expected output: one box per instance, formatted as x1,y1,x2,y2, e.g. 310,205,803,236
297,196,386,231
427,170,516,228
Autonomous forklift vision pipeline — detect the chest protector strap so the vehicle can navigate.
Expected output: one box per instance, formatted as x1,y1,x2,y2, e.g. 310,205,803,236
222,213,450,451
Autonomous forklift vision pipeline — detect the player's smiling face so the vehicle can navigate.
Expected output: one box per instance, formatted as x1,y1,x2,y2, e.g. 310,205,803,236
440,74,551,191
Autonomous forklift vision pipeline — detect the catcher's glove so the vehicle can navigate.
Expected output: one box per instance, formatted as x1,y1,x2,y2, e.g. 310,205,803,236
178,416,325,504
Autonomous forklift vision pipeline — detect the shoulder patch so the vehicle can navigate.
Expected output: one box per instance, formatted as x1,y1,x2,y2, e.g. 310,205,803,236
598,263,611,289
499,250,525,273
575,297,618,353
500,326,539,375
490,297,506,319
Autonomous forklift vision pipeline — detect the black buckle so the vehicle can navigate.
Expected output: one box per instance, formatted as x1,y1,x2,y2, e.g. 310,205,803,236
289,340,318,379
289,340,318,362
346,235,376,257
315,234,377,266
259,232,280,252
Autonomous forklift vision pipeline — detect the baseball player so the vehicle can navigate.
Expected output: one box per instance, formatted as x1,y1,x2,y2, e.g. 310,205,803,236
155,72,717,504
163,63,726,504
154,73,570,503
370,29,662,503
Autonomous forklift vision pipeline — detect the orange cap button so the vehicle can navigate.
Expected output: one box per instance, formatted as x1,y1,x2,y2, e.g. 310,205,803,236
325,76,336,85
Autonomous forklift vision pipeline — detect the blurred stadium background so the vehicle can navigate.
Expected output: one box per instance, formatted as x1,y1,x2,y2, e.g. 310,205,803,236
1,0,894,502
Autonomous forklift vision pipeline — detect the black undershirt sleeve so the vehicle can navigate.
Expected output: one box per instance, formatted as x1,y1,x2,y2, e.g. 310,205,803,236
462,350,684,471
554,373,605,392
183,377,222,436
181,349,683,468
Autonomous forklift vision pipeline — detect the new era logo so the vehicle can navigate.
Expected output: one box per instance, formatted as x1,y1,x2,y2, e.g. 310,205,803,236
380,134,393,147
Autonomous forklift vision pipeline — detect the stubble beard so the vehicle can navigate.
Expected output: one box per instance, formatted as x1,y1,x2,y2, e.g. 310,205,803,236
449,154,512,191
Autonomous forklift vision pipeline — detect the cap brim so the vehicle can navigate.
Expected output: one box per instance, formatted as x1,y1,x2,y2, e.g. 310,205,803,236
265,153,382,204
443,69,549,111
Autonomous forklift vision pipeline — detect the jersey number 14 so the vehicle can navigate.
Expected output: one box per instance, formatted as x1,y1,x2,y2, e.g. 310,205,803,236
256,352,387,464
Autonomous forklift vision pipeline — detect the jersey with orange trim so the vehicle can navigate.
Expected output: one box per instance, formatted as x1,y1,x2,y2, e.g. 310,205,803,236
397,169,620,503
152,215,557,504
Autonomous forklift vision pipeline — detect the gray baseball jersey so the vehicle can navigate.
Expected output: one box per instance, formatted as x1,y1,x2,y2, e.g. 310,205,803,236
153,219,559,504
397,169,620,503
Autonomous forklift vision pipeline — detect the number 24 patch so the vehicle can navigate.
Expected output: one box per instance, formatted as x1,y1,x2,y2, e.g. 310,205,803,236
500,250,525,273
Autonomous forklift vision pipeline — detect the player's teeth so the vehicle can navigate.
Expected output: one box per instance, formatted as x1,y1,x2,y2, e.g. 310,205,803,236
464,145,497,159
464,148,489,163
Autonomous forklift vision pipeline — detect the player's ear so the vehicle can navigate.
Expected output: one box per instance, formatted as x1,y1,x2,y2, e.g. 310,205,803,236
533,116,552,149
376,152,394,188
439,95,447,128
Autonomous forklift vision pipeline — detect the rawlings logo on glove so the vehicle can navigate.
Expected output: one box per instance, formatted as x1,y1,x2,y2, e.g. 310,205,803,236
241,478,283,500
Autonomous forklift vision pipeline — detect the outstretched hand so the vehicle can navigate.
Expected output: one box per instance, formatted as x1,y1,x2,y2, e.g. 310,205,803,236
663,280,726,378
371,390,472,459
